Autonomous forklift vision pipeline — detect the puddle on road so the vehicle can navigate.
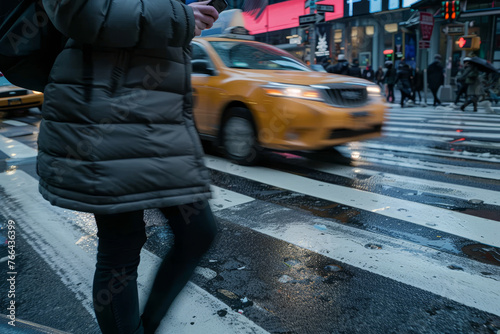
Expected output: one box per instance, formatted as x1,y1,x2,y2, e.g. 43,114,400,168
462,244,500,267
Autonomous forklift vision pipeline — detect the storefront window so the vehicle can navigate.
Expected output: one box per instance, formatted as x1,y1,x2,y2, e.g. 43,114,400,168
385,23,398,33
347,26,373,65
466,0,500,10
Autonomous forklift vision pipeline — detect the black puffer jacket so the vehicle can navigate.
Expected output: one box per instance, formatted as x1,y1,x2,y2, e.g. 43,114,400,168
427,60,444,90
38,0,211,214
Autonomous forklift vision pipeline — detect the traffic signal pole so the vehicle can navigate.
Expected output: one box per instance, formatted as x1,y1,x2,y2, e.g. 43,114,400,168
440,1,462,102
309,0,316,66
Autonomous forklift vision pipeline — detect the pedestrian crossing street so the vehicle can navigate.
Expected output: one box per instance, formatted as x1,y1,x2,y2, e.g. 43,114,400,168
0,106,500,333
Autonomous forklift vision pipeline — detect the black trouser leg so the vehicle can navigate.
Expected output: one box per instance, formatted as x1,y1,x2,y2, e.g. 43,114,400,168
431,88,441,105
455,85,468,104
471,95,478,111
93,211,147,334
387,84,394,102
141,201,218,334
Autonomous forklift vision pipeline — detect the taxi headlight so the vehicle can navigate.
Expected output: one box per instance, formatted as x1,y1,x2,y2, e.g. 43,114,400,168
367,85,381,95
262,83,324,101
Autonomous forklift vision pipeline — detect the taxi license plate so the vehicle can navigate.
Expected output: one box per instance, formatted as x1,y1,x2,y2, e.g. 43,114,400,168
8,98,22,106
350,111,370,118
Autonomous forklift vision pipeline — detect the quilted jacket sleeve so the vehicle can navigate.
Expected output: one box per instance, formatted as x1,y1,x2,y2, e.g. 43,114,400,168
42,0,195,48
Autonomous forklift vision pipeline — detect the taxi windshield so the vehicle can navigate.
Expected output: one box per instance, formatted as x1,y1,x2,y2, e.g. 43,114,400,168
209,41,311,71
0,75,12,87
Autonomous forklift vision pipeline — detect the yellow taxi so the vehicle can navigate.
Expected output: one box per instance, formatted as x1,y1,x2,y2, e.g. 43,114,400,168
0,72,44,113
191,27,386,165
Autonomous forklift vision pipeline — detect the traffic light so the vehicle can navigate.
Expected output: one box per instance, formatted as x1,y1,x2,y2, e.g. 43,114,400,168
451,1,460,20
458,36,481,50
442,1,460,21
442,1,450,20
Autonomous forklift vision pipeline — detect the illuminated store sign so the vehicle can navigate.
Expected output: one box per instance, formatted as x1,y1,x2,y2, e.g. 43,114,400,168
242,0,342,35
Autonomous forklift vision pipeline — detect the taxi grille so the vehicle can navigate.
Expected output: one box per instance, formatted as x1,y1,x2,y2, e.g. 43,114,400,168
0,89,29,98
328,125,382,139
320,84,368,107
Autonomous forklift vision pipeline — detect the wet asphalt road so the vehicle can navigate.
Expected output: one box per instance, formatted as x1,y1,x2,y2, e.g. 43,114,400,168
0,104,500,334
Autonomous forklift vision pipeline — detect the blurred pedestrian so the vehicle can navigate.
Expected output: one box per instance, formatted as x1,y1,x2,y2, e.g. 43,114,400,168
460,58,483,112
362,64,375,82
427,54,444,106
375,66,384,87
396,58,413,108
348,58,362,78
37,1,220,333
383,61,397,103
321,57,332,71
326,54,349,75
412,67,424,103
452,62,468,107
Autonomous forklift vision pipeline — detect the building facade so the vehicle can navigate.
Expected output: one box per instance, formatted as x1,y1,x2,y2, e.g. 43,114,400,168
238,0,421,70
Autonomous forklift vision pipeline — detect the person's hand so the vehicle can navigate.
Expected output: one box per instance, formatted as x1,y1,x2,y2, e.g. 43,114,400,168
189,1,219,36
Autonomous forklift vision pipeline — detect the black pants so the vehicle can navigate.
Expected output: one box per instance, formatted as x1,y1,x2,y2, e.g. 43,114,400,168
462,95,479,111
455,84,468,104
93,201,218,334
412,90,421,102
430,87,441,105
400,88,413,107
386,84,395,103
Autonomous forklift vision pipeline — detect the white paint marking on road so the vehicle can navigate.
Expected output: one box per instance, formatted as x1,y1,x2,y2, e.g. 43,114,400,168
335,143,500,180
382,132,500,149
303,161,500,206
0,133,37,160
206,156,500,247
384,126,500,139
219,204,500,317
340,142,500,163
385,120,500,131
210,186,255,211
2,120,29,127
387,113,500,121
387,107,500,118
347,151,500,180
0,170,267,334
388,116,500,127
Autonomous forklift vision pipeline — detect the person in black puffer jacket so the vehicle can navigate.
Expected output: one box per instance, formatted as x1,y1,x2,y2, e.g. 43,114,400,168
396,58,414,107
38,1,219,333
427,54,444,106
412,67,424,103
326,54,350,75
348,58,362,78
383,61,397,103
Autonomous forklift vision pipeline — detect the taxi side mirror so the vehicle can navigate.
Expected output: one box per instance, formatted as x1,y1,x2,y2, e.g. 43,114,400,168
192,59,215,75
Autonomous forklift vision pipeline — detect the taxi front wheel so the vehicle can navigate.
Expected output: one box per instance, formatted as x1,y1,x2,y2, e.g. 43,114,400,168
222,108,261,165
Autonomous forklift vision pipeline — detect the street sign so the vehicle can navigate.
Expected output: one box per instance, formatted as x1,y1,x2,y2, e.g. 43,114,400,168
419,40,430,49
299,12,325,25
444,24,465,35
316,4,334,12
420,12,434,41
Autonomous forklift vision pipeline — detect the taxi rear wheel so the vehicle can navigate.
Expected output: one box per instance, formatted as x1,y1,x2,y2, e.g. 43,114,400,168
222,108,261,165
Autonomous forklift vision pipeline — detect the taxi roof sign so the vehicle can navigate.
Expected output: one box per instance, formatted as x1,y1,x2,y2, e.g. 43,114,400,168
201,9,246,36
